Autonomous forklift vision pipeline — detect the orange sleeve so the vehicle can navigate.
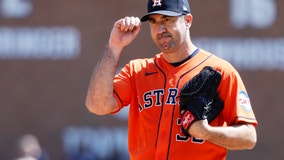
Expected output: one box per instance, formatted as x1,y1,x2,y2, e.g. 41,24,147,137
218,67,257,126
113,63,133,110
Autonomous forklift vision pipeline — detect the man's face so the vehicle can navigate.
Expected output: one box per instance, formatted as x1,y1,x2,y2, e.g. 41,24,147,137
148,14,189,53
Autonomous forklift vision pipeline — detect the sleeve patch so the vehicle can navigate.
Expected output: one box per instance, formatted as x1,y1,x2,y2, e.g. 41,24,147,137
238,91,252,113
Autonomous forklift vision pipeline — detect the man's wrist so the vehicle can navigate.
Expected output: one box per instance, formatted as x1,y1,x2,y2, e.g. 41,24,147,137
188,120,211,140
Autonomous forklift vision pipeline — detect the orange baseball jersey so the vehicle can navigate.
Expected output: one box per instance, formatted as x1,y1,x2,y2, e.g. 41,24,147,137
113,49,257,160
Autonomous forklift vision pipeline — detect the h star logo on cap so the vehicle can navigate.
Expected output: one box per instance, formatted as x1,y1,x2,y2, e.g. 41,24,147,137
152,0,163,7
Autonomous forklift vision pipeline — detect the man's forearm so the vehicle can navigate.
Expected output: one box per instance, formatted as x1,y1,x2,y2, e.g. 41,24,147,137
85,46,121,115
189,121,257,150
205,124,257,150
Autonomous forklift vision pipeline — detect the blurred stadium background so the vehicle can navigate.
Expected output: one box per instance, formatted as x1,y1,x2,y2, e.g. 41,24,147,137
0,0,283,159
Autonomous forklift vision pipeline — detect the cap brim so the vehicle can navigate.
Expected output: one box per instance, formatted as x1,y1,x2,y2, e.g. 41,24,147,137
140,10,182,22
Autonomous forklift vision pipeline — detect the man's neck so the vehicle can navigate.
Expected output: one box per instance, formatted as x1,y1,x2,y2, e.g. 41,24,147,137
162,43,197,63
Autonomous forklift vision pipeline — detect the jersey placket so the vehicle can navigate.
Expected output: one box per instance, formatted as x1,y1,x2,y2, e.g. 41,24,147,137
155,70,177,160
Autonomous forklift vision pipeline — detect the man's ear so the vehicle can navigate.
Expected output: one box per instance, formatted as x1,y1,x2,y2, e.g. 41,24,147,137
185,14,193,28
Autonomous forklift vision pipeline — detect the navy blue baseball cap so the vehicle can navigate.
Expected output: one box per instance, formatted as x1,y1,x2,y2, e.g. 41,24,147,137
141,0,191,22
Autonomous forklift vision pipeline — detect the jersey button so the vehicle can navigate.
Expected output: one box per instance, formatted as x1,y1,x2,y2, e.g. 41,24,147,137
160,134,166,141
169,78,174,86
159,156,165,160
164,110,169,117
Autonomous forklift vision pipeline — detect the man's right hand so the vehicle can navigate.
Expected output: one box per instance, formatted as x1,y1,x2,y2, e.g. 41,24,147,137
109,16,141,52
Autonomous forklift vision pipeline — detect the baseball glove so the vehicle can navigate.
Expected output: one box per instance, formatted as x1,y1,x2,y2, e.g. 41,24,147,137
179,66,224,137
